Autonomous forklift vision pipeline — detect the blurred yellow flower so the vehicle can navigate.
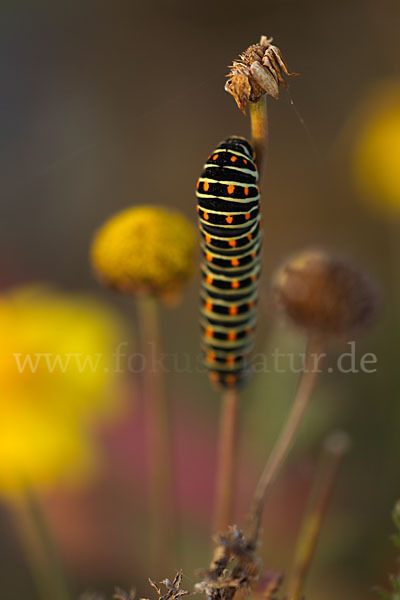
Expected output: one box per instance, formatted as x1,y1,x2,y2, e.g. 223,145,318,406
0,286,124,493
353,81,400,215
91,206,196,301
0,413,95,493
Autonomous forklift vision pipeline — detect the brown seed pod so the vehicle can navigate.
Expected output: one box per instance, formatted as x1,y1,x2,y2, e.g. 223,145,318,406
225,35,297,114
272,250,379,338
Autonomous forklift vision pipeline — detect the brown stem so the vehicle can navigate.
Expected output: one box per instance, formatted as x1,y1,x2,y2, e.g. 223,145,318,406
287,431,350,600
137,294,175,577
249,96,268,176
213,388,240,534
247,335,325,547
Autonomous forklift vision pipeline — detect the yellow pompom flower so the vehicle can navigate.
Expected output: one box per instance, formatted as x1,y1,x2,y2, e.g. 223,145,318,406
91,206,196,301
0,286,123,494
353,81,400,215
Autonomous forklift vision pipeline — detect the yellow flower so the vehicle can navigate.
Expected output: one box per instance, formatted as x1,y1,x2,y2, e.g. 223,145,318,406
91,206,196,301
0,413,95,493
353,81,400,215
0,286,123,493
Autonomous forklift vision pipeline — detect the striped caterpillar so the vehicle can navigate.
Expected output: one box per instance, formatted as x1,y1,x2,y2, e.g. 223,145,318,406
196,136,262,388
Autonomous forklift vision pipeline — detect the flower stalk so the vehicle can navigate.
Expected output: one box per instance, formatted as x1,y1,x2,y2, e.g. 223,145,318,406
137,294,175,577
249,97,268,175
287,431,350,600
16,487,72,600
213,388,240,533
247,334,324,547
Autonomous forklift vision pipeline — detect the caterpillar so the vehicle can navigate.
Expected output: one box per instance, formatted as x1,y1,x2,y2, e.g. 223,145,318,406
196,136,262,388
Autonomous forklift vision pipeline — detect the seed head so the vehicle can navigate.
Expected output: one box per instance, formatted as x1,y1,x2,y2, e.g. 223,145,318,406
272,249,379,338
195,526,259,600
91,206,196,303
225,35,297,114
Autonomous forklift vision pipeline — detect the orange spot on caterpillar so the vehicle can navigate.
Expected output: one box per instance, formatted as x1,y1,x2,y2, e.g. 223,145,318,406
226,374,236,386
213,154,218,160
206,253,213,262
247,234,252,240
196,205,199,212
209,371,219,383
232,281,240,289
243,159,248,165
245,213,251,220
226,215,233,224
228,239,237,247
207,351,216,362
226,355,235,366
203,212,209,220
244,187,249,196
230,156,237,163
196,180,200,189
203,181,210,192
231,258,239,267
248,301,254,309
228,331,237,341
251,274,257,282
227,185,235,195
205,234,212,243
205,300,213,311
251,252,256,259
206,327,213,338
206,275,213,284
229,306,238,315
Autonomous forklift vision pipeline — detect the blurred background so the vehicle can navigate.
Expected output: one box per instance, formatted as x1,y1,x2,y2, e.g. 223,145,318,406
1,1,400,599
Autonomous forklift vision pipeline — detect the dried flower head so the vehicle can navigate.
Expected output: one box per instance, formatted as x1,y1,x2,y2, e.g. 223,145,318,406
272,249,379,337
147,571,188,600
91,206,196,302
225,35,297,114
195,526,259,600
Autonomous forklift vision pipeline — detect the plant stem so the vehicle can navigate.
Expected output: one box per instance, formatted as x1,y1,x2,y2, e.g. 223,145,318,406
136,294,175,577
213,388,240,533
16,487,72,600
247,335,325,547
249,96,268,175
287,431,350,600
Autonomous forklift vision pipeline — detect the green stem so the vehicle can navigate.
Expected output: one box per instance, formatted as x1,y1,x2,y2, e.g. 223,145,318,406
287,431,350,600
16,487,72,600
249,96,268,175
